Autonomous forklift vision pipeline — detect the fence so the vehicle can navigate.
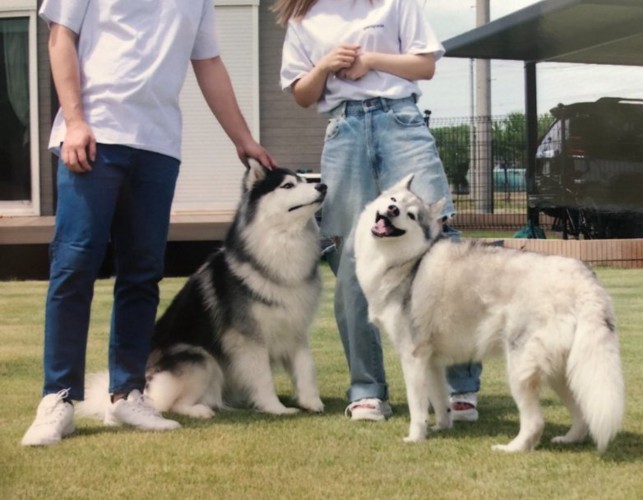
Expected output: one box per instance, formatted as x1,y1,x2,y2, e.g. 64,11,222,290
429,113,540,231
427,112,643,268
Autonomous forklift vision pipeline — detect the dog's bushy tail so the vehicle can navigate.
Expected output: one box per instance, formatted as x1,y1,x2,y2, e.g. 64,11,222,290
567,295,624,453
76,371,111,420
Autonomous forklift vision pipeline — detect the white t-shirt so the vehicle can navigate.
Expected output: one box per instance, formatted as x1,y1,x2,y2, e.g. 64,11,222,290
280,0,445,113
39,0,220,160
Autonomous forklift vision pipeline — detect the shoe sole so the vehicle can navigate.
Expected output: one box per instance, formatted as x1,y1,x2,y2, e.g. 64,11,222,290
451,409,479,422
348,409,392,422
104,413,180,431
103,419,180,431
105,401,181,431
350,413,387,422
21,422,75,447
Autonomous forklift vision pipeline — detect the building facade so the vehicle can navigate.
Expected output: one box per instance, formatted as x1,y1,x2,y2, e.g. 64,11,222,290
0,0,326,224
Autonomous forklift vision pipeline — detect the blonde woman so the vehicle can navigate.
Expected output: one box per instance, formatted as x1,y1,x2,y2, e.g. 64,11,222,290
274,0,481,422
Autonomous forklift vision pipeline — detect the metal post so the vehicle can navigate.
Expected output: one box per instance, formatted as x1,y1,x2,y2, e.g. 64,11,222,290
468,58,476,202
474,0,492,213
525,61,539,227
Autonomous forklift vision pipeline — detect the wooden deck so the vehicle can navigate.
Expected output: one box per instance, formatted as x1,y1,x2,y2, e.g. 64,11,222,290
2,214,642,268
0,212,550,244
0,212,235,245
481,237,643,268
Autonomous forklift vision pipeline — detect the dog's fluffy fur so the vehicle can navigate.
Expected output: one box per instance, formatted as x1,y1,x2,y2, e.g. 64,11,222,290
80,161,326,420
354,175,624,452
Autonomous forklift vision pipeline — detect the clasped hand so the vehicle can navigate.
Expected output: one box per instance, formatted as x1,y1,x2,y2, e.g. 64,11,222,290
320,44,369,81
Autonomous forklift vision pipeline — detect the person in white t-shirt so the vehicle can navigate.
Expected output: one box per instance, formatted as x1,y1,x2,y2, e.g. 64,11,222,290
274,0,481,422
22,0,276,447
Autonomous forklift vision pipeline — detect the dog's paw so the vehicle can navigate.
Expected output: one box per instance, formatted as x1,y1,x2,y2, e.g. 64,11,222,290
403,434,427,444
491,442,529,453
260,405,300,416
299,397,324,413
174,403,215,419
551,435,585,445
403,421,428,443
431,415,452,431
430,406,452,429
189,404,216,419
277,407,301,415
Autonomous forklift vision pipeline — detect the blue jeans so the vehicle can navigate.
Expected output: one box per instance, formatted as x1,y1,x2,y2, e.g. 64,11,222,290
320,96,480,402
43,144,179,400
447,363,482,394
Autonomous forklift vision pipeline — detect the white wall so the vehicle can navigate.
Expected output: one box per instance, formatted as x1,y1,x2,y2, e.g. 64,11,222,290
173,0,260,213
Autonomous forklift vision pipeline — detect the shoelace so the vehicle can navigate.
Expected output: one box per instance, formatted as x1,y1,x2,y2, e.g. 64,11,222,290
56,387,71,399
39,388,71,421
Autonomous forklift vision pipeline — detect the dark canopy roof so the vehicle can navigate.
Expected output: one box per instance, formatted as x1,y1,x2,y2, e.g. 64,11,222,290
443,0,643,66
441,0,643,225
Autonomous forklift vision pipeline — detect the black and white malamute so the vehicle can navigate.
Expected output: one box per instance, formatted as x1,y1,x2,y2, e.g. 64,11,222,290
145,161,327,417
354,175,624,453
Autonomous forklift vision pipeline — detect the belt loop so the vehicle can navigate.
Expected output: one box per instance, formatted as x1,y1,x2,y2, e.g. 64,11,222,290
380,97,390,112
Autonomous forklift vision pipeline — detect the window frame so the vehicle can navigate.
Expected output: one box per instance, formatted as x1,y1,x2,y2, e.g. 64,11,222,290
0,7,40,216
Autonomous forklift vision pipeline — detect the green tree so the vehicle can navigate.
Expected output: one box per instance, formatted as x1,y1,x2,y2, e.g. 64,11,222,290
431,112,554,193
432,123,470,192
492,112,554,169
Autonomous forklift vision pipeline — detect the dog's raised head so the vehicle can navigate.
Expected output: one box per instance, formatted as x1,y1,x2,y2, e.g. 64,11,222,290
240,159,327,228
225,159,326,280
356,174,446,266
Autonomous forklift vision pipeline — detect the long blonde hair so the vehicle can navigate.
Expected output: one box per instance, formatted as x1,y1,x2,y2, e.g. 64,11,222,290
271,0,318,27
271,0,373,27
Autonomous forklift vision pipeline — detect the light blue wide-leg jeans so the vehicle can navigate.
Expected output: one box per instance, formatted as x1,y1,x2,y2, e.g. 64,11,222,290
43,144,179,400
320,96,480,403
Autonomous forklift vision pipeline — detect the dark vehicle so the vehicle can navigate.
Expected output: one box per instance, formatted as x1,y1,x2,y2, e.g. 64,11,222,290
530,97,643,239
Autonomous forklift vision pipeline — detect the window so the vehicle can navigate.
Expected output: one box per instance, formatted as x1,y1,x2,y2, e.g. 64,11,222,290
0,11,39,215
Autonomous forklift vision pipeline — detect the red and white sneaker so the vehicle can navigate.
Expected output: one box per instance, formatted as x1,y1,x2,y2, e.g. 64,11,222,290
345,398,392,422
450,392,479,422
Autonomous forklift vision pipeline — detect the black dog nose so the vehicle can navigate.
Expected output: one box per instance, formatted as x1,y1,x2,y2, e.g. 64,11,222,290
388,205,399,217
316,183,327,194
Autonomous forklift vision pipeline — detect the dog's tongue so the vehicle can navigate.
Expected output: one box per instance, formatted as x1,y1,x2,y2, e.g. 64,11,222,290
372,218,392,237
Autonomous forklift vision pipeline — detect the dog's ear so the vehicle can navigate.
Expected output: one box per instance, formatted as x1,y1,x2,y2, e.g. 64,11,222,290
393,173,415,191
404,174,414,190
243,159,268,192
429,197,448,219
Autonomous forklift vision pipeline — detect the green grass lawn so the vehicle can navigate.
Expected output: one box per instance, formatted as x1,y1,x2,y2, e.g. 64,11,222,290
2,263,643,499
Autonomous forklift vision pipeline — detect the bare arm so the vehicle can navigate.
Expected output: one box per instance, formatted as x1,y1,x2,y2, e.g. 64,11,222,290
290,48,434,108
48,23,96,173
290,44,360,108
339,52,436,82
192,57,276,168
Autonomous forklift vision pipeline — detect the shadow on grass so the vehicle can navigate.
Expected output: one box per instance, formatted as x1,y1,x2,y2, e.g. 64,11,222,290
476,395,643,461
388,394,643,461
71,393,643,462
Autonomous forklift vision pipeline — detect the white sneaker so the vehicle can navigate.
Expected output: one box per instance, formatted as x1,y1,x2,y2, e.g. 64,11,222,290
22,389,75,446
104,390,180,431
345,398,392,422
450,392,479,422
